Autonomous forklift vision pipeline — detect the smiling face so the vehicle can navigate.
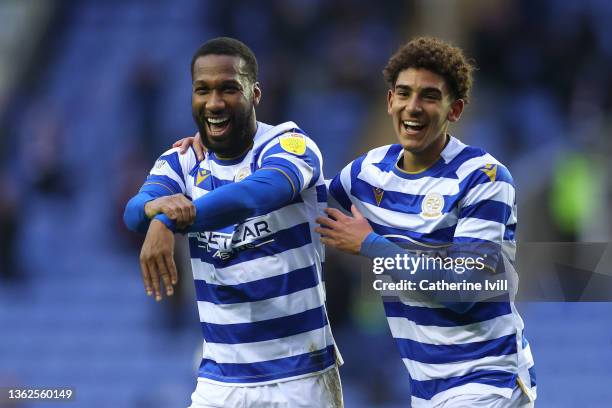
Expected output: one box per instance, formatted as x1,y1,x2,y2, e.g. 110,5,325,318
387,68,464,164
192,54,261,158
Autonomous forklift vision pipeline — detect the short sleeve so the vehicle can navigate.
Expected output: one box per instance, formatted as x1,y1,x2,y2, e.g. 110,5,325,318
258,132,323,195
140,147,197,196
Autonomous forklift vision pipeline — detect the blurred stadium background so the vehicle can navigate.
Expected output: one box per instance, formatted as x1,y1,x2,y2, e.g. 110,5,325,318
1,0,611,407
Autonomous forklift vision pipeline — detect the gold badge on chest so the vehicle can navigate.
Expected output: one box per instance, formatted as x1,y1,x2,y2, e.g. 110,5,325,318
421,191,444,219
373,187,384,206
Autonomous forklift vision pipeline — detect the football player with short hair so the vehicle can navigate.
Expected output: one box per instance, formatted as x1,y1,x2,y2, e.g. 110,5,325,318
317,37,537,408
124,37,343,408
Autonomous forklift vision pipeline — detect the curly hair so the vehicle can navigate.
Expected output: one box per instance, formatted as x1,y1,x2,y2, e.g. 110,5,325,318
383,37,474,103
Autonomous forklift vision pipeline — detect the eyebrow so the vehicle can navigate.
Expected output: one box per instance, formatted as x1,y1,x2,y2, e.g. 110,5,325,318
395,84,443,96
192,79,243,87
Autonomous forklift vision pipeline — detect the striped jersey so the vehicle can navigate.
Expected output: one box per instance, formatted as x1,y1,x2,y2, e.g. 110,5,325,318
329,136,536,407
145,121,339,386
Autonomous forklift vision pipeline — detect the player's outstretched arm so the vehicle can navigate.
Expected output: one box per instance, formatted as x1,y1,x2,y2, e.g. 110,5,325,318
154,167,295,233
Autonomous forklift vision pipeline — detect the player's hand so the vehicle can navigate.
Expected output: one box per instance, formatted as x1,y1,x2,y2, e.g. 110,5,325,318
315,205,373,255
172,132,206,161
144,194,195,229
140,219,177,301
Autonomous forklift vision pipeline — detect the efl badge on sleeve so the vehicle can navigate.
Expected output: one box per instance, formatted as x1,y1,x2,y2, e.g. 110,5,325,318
373,187,384,206
196,168,210,187
480,164,498,182
279,133,307,155
421,191,444,219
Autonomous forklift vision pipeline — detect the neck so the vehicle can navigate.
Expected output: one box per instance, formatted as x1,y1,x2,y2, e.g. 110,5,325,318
215,140,254,160
401,133,449,173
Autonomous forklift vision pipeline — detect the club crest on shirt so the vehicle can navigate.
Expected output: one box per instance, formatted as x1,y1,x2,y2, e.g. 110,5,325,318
373,187,384,206
196,168,210,187
234,166,251,182
279,133,307,155
421,191,444,219
480,163,498,182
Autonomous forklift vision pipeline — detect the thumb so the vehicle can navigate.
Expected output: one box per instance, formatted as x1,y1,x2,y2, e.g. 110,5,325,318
351,204,364,219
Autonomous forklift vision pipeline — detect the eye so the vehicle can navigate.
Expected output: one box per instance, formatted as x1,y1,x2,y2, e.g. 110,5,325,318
194,87,209,95
223,86,240,94
423,92,441,101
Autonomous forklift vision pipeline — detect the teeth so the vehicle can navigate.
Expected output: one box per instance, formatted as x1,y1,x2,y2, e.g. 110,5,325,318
207,117,229,124
403,120,423,127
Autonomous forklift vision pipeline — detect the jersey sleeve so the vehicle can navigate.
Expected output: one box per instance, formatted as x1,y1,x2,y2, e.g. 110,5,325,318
451,163,516,272
140,147,196,197
124,147,197,233
155,167,294,233
327,159,356,212
257,131,322,197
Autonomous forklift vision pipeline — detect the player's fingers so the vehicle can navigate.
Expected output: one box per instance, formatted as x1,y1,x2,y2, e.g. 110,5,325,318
351,204,365,219
174,204,187,226
158,255,174,296
164,253,178,286
315,226,335,238
320,237,334,247
148,259,162,301
324,207,346,221
154,255,173,299
315,216,338,228
163,206,177,220
139,258,153,297
187,202,196,224
177,198,195,228
194,132,205,161
178,138,191,154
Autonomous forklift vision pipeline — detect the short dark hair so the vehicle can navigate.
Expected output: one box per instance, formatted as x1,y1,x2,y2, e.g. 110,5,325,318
383,37,474,103
191,37,258,83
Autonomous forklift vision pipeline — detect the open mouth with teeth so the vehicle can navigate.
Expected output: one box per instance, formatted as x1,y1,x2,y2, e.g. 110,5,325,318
403,120,426,133
206,117,231,137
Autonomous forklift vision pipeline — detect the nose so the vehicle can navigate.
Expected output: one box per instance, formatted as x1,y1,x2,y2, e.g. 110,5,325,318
205,90,225,112
406,95,423,115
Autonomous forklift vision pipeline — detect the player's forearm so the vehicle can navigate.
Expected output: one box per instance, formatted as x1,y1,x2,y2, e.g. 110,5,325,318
124,192,158,233
359,233,502,313
155,168,294,232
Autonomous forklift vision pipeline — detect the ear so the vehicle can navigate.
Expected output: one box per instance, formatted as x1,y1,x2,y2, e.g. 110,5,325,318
447,98,464,122
252,82,262,106
387,89,394,115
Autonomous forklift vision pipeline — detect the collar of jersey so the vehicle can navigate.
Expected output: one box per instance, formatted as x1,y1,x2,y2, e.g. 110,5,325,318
391,135,459,179
208,149,251,166
392,156,444,179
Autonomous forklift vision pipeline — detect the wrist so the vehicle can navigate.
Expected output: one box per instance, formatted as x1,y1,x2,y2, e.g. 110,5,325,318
359,232,382,258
